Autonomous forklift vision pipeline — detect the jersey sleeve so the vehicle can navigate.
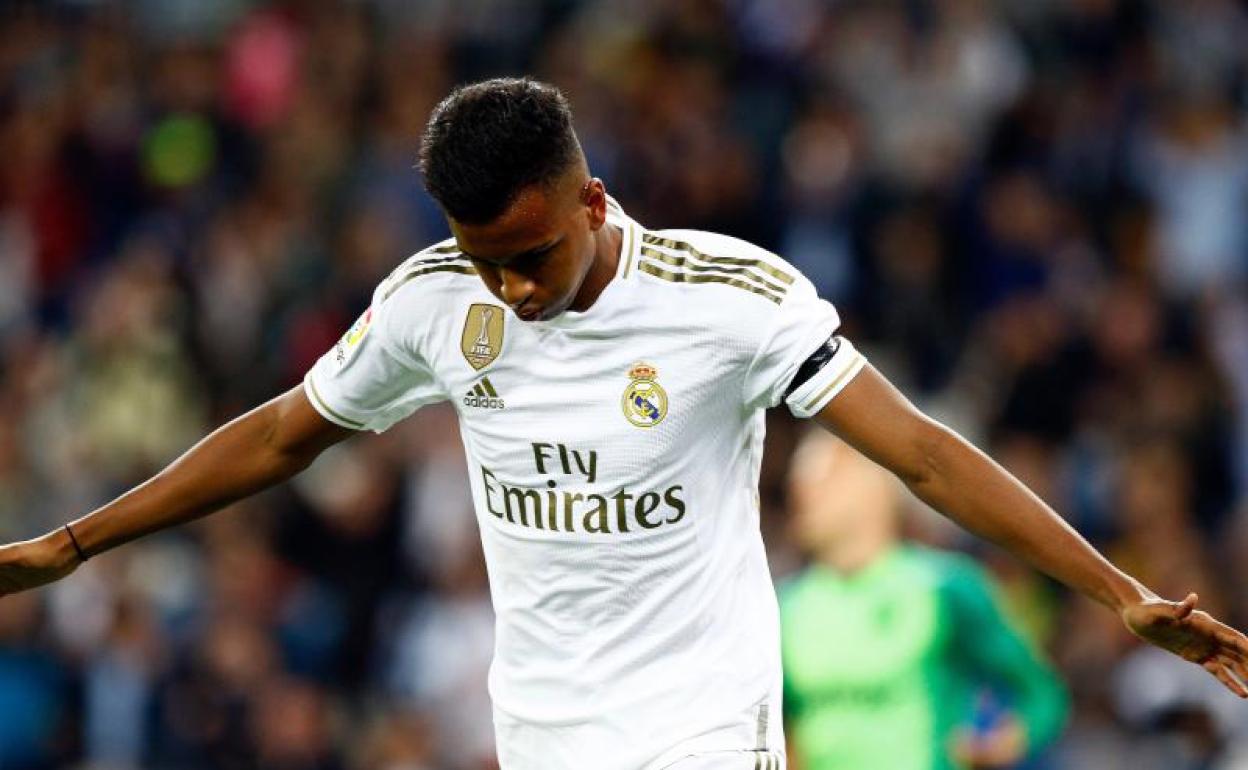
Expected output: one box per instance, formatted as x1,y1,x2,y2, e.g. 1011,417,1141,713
942,559,1069,755
303,285,446,433
742,272,866,417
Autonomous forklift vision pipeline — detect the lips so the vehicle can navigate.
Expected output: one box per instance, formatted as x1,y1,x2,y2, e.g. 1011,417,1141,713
514,306,542,321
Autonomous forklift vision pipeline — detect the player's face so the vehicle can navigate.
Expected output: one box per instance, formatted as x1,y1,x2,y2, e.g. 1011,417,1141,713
451,172,609,322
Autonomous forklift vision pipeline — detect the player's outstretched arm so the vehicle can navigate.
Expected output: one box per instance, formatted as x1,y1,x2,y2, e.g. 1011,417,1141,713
813,363,1248,698
0,385,356,596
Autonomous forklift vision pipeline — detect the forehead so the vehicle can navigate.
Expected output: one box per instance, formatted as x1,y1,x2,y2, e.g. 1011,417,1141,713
452,183,577,262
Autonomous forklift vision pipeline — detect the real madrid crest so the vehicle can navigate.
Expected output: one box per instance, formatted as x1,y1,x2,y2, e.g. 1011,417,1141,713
461,303,504,370
622,362,668,428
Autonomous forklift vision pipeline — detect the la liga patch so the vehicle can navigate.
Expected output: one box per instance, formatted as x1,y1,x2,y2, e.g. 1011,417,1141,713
335,307,373,365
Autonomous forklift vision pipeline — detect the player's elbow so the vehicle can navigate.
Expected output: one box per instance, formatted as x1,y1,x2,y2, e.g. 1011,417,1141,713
252,393,329,473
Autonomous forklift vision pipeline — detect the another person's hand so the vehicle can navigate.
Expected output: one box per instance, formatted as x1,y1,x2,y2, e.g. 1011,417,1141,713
1123,592,1248,697
950,715,1026,769
0,530,81,596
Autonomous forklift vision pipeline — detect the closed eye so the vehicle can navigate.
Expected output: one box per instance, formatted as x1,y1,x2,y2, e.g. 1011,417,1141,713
462,239,560,272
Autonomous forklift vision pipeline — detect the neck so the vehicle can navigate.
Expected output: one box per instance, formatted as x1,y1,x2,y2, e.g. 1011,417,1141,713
817,526,896,575
570,223,623,312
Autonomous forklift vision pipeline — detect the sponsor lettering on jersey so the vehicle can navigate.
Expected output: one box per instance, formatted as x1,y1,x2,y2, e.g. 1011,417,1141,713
461,303,505,370
478,442,686,534
622,362,668,428
464,377,505,409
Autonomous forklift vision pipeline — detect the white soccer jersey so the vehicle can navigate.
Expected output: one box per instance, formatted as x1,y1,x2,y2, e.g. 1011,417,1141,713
304,199,866,770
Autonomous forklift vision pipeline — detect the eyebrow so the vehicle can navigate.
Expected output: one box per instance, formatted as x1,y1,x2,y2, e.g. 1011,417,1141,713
460,238,561,266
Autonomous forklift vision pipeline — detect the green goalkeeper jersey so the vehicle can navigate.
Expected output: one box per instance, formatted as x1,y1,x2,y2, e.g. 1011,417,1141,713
780,546,1068,770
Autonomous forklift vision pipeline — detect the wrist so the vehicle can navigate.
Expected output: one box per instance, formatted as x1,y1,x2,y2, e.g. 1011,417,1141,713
1107,575,1155,614
43,526,85,569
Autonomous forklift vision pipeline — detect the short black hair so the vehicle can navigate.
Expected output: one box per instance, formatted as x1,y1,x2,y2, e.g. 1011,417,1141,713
418,78,582,224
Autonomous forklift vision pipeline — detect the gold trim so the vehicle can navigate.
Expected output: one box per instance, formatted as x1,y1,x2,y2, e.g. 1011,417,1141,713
382,264,477,300
641,233,795,285
640,246,789,296
307,378,365,429
802,353,864,411
381,244,466,287
620,221,637,279
637,260,784,304
753,754,761,770
481,377,498,397
409,254,470,268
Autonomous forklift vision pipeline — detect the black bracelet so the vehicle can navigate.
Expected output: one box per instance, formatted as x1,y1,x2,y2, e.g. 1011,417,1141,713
63,523,88,562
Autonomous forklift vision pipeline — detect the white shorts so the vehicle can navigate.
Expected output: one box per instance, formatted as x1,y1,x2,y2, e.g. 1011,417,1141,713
492,678,786,770
662,750,786,769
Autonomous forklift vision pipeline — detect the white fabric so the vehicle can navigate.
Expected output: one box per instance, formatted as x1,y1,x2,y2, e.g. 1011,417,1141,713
304,200,862,769
662,749,786,770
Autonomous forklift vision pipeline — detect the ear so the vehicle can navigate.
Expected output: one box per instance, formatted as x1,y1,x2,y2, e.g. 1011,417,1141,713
582,177,608,231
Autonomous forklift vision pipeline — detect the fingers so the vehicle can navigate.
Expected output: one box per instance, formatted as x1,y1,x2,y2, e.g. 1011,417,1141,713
1218,629,1248,664
1230,655,1248,691
1174,593,1198,620
1187,611,1248,660
1203,656,1248,699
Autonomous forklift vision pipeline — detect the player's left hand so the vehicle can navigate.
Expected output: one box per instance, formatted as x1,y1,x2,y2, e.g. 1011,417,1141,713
1123,592,1248,697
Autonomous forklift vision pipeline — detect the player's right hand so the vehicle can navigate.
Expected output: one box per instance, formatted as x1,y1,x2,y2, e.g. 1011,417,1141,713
0,531,82,595
1122,592,1248,698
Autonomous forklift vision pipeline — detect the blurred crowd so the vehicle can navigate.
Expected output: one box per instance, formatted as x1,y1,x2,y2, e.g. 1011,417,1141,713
0,0,1246,768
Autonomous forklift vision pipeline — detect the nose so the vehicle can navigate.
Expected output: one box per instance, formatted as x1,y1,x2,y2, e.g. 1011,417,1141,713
498,268,534,307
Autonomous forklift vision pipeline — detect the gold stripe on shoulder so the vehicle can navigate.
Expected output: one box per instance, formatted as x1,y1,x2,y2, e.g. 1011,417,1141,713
384,243,467,281
383,264,478,300
637,260,784,304
641,233,796,286
639,246,789,296
409,254,470,268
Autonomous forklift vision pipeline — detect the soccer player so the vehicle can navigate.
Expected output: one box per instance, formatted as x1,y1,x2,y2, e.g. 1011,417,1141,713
0,78,1244,770
782,430,1067,770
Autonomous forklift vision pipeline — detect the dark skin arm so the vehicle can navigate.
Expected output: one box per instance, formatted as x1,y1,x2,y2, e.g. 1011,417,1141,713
0,385,355,594
815,363,1248,697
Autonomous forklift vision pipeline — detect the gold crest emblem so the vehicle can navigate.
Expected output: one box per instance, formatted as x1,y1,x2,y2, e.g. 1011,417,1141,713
622,362,668,428
461,303,505,370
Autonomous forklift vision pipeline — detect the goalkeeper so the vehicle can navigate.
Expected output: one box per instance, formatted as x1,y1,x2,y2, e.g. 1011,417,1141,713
782,431,1068,770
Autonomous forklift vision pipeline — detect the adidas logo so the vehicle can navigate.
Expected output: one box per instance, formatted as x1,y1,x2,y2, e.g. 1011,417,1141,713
463,377,505,409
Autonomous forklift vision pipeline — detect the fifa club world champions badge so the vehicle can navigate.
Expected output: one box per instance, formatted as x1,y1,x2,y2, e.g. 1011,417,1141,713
622,362,668,428
461,303,505,370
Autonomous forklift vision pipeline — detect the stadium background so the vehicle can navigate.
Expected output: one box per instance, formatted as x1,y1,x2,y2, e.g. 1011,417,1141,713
0,0,1246,767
